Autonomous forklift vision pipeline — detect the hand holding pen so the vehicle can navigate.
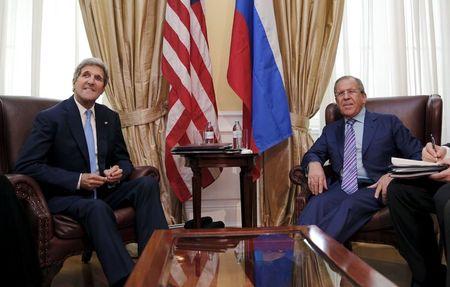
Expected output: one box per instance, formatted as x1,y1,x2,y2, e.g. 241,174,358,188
431,134,438,162
422,134,446,162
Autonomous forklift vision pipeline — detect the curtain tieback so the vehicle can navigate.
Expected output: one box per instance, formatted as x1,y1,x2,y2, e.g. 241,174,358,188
290,113,310,131
118,107,167,128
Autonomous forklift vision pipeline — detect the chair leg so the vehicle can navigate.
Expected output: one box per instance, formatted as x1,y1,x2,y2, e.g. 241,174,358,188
82,248,93,263
41,262,63,287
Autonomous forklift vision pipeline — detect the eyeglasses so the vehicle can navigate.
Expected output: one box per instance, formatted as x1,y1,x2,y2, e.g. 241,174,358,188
335,89,361,98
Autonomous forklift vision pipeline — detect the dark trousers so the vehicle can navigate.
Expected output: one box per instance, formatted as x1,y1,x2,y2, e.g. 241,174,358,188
0,175,42,287
388,178,449,287
47,176,168,285
298,181,383,243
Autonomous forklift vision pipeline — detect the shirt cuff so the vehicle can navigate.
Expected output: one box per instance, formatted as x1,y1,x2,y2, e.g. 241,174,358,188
77,174,82,189
444,146,450,159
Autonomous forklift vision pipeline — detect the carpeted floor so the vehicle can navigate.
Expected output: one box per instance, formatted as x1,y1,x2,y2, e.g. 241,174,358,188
352,242,411,286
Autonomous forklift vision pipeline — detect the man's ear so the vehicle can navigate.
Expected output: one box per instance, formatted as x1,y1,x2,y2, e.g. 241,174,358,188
362,93,368,104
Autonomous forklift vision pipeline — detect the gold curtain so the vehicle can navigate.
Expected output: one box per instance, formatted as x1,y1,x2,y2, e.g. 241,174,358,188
261,0,345,226
78,0,179,223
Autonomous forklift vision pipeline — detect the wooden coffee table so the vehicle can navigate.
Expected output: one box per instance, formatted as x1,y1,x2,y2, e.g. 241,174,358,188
126,226,395,287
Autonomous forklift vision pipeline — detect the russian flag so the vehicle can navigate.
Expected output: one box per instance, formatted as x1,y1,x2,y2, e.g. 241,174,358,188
227,0,292,153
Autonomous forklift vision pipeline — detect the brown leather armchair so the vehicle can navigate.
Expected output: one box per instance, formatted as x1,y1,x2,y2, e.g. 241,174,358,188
0,95,160,286
290,95,442,247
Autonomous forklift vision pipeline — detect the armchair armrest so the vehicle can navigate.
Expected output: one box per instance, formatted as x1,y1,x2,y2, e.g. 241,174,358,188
290,164,338,221
289,165,308,187
5,174,53,265
129,166,160,183
289,166,311,221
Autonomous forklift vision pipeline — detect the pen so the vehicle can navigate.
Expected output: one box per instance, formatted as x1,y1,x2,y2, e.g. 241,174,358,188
431,134,437,151
431,133,438,161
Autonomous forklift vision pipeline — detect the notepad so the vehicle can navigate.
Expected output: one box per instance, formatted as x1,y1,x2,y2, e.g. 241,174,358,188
391,157,444,167
390,157,448,178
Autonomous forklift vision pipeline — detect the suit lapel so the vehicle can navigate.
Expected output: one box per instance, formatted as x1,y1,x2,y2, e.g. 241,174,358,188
362,111,378,156
65,97,90,165
95,106,108,173
336,119,345,161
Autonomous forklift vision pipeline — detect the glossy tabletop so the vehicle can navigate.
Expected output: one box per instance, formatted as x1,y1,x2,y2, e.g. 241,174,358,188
126,226,395,287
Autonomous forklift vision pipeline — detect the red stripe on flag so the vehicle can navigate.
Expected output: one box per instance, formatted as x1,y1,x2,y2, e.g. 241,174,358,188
227,10,261,179
163,0,221,202
190,2,208,49
163,21,190,71
163,57,210,135
165,148,191,202
167,0,190,29
161,57,192,111
189,4,216,113
190,40,216,110
165,108,191,147
227,11,258,154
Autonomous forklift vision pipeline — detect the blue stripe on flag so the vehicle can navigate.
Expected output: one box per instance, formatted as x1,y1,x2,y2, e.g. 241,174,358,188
235,0,254,56
251,8,292,152
235,0,253,30
190,0,200,5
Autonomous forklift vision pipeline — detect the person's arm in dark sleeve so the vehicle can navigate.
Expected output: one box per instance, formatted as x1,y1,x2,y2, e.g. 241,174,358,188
14,112,80,191
301,126,331,171
391,115,423,160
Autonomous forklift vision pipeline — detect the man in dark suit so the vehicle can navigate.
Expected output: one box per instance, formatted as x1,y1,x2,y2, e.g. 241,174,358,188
388,143,450,287
15,58,168,287
298,75,422,243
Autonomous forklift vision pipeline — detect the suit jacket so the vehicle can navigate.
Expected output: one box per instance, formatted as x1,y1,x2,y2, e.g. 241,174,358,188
15,96,133,199
301,111,422,182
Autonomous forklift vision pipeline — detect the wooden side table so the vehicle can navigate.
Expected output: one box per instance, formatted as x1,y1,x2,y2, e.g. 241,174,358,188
175,151,257,228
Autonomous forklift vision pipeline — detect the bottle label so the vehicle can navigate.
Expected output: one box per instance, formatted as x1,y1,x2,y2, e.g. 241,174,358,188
205,131,214,139
233,130,242,138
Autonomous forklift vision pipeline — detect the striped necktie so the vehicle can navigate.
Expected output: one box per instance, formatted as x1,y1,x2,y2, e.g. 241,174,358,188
341,118,358,194
84,110,97,199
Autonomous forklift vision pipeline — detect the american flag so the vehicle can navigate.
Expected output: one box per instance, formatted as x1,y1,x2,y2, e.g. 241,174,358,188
162,0,220,202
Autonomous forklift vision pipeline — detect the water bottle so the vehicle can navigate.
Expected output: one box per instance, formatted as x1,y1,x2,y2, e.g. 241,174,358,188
204,121,214,144
232,120,242,149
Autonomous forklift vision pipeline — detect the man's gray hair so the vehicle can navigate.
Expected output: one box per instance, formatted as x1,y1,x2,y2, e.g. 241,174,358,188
334,75,366,95
72,57,109,88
